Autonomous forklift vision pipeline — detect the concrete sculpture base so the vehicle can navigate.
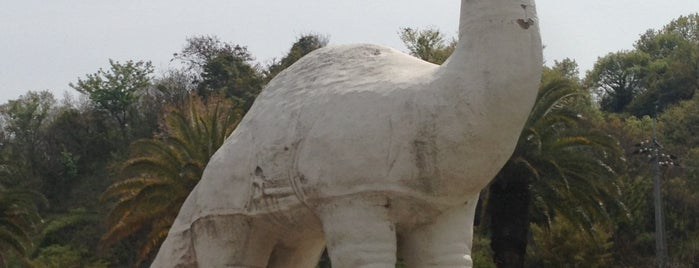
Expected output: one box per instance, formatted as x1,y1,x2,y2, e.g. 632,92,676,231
152,0,542,267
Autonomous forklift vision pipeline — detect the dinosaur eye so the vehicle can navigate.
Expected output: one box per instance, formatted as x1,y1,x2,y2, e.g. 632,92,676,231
517,19,535,29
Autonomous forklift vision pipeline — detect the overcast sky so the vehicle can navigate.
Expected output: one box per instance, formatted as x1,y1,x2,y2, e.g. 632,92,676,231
2,0,698,104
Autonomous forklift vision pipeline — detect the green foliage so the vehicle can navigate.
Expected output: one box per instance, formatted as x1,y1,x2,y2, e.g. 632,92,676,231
59,150,79,183
197,48,265,111
0,91,55,150
0,93,54,265
527,216,614,267
664,14,699,42
636,14,699,57
664,176,699,265
399,27,456,64
0,185,45,266
610,176,656,266
523,68,623,224
70,59,154,135
596,101,699,266
659,147,699,265
585,51,650,113
0,14,697,268
550,58,581,82
471,229,497,268
487,67,624,267
39,103,117,208
267,34,329,80
0,93,54,218
0,34,331,268
174,35,266,111
595,115,673,267
629,32,699,116
32,245,81,268
100,94,241,266
0,91,57,185
153,70,195,107
581,18,699,263
174,35,238,75
660,97,699,147
38,208,102,249
30,245,108,268
586,13,699,116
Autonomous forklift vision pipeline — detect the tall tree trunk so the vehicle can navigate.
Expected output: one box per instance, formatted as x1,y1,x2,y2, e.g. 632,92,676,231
487,162,531,268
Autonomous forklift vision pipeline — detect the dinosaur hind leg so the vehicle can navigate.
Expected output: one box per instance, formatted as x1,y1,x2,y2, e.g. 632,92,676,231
267,229,325,268
399,195,479,268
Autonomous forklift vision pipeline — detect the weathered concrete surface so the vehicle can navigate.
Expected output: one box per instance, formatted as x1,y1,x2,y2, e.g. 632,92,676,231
152,0,542,267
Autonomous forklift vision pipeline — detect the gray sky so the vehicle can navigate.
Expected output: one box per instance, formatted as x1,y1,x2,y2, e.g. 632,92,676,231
2,0,698,104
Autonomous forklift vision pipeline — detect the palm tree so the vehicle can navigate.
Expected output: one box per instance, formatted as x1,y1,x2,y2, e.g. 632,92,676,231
100,94,241,266
0,149,46,266
0,187,44,266
486,69,624,268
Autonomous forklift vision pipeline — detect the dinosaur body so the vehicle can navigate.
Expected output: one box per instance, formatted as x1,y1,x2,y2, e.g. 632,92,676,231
153,1,542,267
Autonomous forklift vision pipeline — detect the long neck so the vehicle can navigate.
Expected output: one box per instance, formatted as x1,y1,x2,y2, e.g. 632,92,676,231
458,0,538,40
446,0,542,75
435,0,543,123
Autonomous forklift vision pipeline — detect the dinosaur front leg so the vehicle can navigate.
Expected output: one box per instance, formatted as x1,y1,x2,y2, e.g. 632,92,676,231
315,196,397,268
401,195,480,268
191,214,277,268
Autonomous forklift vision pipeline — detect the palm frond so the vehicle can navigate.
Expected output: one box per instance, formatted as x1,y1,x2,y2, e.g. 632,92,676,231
101,177,166,202
100,93,241,263
135,217,174,267
494,71,626,239
0,228,30,256
0,187,44,261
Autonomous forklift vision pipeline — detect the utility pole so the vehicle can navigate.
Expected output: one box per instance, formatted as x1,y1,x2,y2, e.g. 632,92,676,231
634,108,677,268
651,114,668,268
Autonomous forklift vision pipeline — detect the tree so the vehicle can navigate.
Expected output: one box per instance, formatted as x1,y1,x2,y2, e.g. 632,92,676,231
659,96,699,147
661,148,699,265
152,69,196,107
628,29,699,116
100,94,241,266
585,51,650,113
655,97,699,265
0,91,58,195
0,91,56,158
399,27,456,64
550,58,581,82
527,216,614,267
172,35,266,111
487,68,624,267
266,34,329,80
636,14,699,58
586,13,699,116
174,34,329,112
70,60,154,137
664,13,699,43
173,35,241,78
197,48,265,111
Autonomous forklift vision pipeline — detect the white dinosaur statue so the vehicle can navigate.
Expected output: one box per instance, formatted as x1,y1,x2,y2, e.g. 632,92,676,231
152,0,542,267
